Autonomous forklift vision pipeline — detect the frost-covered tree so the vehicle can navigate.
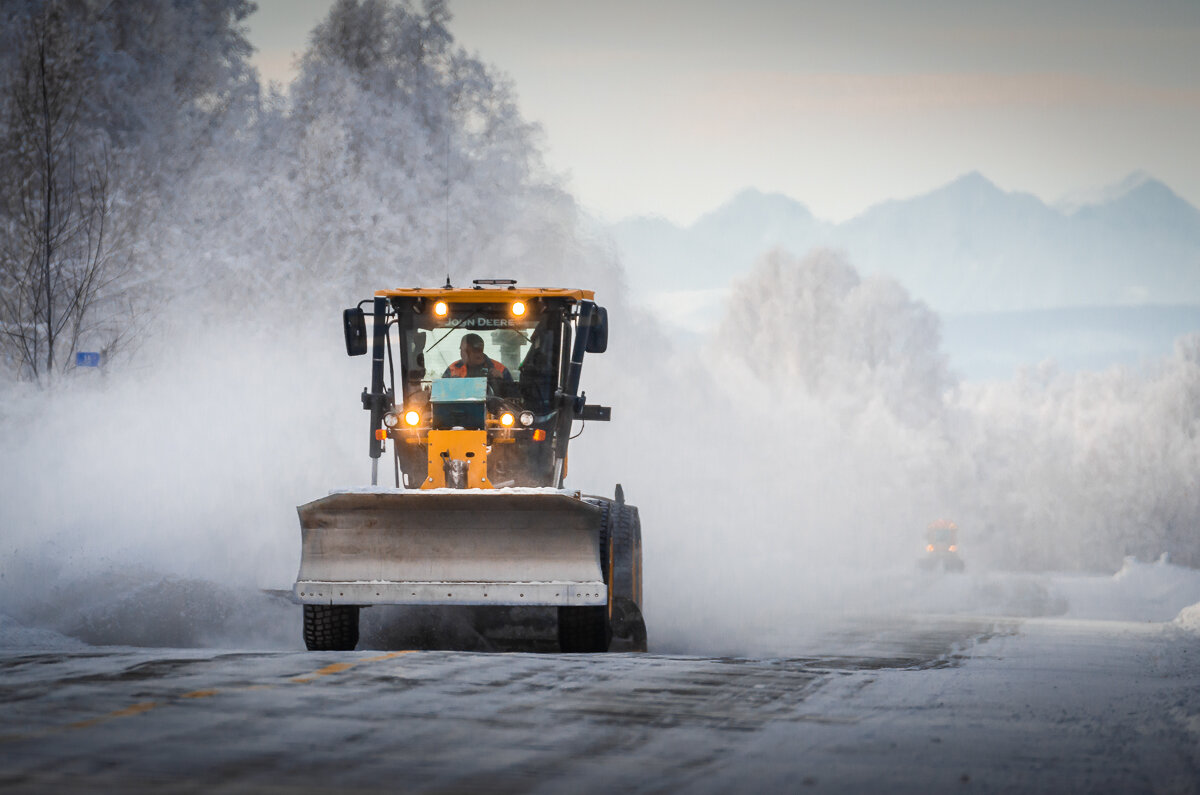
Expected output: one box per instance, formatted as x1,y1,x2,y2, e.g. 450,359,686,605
709,246,1200,571
166,0,616,314
952,335,1200,570
0,2,126,383
717,248,952,426
0,0,259,383
92,0,259,197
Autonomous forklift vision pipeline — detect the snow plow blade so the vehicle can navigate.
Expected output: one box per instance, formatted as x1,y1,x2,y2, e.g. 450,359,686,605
293,490,607,607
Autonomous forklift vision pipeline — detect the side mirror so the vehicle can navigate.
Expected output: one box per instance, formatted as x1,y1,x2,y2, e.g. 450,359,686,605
343,307,368,356
584,305,608,354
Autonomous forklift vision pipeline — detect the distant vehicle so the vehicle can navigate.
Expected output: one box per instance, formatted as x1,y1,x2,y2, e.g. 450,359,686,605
919,519,965,572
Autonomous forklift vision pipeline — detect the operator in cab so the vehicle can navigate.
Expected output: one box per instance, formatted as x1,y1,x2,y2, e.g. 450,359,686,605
443,333,514,383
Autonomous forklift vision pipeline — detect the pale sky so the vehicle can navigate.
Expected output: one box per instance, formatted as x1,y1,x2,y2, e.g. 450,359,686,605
248,0,1200,225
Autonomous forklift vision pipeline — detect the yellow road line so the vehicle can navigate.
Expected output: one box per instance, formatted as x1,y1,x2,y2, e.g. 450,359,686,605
291,662,355,682
291,651,413,682
363,651,414,662
68,701,159,729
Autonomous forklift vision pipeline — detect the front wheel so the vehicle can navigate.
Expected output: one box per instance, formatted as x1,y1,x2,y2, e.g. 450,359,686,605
303,604,360,651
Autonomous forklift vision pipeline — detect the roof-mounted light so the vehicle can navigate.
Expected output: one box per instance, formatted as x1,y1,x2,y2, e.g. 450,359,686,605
512,301,526,317
433,301,449,317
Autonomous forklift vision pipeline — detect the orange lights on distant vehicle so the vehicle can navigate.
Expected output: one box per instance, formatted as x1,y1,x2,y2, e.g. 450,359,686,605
926,544,935,552
433,301,449,317
511,301,526,317
948,545,957,552
404,410,421,427
500,412,515,427
532,429,546,441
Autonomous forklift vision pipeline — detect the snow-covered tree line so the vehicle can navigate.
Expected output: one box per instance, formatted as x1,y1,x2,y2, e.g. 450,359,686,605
0,0,618,384
713,248,1200,571
954,340,1200,570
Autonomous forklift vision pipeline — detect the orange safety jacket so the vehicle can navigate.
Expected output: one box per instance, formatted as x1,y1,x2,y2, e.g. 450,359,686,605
446,358,510,379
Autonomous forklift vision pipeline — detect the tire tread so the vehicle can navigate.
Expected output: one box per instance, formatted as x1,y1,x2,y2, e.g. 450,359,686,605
303,604,360,651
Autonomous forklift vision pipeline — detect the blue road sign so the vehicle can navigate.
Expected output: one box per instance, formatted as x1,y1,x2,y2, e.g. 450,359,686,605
75,352,101,367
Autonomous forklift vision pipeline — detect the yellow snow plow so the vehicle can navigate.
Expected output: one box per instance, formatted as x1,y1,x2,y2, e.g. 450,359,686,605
294,279,645,652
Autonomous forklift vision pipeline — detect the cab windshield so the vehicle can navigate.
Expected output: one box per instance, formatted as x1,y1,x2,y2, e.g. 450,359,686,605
421,325,532,382
396,302,563,413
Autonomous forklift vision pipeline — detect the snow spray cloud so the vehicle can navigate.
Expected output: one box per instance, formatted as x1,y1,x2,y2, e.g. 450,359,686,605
0,322,365,649
3,243,1197,653
571,249,968,655
571,248,1200,655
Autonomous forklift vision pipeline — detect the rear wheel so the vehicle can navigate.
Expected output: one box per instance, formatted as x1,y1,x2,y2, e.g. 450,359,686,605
610,504,647,652
303,605,360,651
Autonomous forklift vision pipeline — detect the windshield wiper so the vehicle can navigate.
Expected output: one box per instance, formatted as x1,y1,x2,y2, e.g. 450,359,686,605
425,306,486,353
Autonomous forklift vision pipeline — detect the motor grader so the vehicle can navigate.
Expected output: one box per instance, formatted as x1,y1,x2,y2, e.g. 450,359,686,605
293,279,646,653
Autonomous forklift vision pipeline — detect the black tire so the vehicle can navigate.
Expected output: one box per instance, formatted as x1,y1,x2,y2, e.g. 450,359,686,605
558,500,613,653
608,502,647,651
303,604,360,651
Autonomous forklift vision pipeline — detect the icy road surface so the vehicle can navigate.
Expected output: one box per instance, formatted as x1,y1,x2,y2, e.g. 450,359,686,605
2,613,1199,793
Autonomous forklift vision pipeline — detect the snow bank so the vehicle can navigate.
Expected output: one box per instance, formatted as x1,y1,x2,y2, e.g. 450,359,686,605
1175,604,1200,632
1174,601,1200,632
1057,557,1200,622
0,614,88,652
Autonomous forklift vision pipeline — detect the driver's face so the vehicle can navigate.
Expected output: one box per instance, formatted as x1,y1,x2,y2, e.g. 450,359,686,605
460,341,486,366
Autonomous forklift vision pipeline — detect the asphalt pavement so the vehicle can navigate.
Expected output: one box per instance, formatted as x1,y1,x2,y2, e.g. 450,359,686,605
1,614,1197,793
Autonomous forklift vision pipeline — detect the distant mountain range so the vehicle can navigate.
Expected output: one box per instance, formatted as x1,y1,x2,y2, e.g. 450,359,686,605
612,172,1200,314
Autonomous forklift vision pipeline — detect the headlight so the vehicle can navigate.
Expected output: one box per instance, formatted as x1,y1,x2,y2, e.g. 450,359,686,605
404,410,421,427
500,412,515,427
433,301,448,317
383,412,400,428
926,544,934,552
511,301,526,317
948,545,957,552
519,411,534,427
